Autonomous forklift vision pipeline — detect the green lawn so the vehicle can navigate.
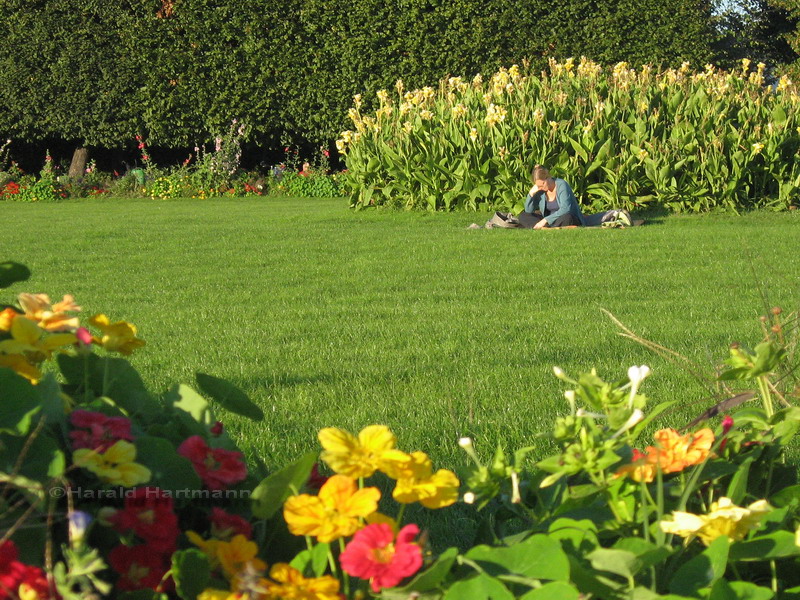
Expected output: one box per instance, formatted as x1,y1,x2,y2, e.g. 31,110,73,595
4,197,800,476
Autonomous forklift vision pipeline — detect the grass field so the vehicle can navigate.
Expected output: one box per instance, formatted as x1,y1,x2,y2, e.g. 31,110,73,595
3,197,800,480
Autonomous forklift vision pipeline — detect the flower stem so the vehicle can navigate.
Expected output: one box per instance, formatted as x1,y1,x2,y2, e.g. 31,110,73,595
338,537,350,597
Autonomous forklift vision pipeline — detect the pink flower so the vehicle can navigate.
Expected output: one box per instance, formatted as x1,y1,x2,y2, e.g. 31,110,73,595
720,415,735,451
210,507,252,540
177,435,247,490
75,326,92,347
340,523,423,592
69,410,134,452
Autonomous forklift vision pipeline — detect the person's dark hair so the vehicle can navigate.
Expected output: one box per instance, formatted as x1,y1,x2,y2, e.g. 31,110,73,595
531,164,551,182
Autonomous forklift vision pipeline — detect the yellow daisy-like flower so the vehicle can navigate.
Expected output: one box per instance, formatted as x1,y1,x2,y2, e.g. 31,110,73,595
318,425,402,478
88,314,146,355
283,474,380,542
73,440,151,487
266,563,340,600
660,497,772,546
383,451,460,509
752,143,765,154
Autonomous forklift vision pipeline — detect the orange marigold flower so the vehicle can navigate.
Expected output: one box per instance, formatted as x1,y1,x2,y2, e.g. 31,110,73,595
616,428,715,482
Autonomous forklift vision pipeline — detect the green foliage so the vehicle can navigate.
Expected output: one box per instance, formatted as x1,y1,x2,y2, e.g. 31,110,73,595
341,60,800,213
0,0,717,149
279,171,343,198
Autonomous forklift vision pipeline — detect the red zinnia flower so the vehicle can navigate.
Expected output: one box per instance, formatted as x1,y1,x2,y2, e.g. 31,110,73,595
340,523,423,592
109,544,170,591
177,435,247,490
210,507,252,540
69,409,134,451
108,488,179,554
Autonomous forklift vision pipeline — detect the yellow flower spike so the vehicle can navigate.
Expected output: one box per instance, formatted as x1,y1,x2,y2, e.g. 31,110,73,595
73,440,151,487
88,314,146,355
660,497,772,546
266,563,340,600
318,425,399,478
283,474,380,542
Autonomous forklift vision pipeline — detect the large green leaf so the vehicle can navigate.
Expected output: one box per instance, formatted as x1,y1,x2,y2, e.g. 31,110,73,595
134,436,201,494
463,534,569,581
172,549,211,600
196,373,264,421
669,535,729,596
0,367,42,436
168,383,210,423
730,530,800,561
441,574,514,600
397,547,458,592
519,581,580,600
251,451,317,519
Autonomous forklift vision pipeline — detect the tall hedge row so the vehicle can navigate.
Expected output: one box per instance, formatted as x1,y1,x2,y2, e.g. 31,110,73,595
0,0,715,150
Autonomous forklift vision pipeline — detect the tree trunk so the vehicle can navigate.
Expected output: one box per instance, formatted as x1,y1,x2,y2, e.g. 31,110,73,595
68,147,89,180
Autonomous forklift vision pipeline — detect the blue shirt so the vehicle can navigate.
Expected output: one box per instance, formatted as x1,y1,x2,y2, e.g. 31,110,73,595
523,178,586,226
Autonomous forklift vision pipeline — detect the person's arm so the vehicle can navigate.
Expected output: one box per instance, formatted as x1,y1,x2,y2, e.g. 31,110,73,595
543,179,578,225
523,187,542,214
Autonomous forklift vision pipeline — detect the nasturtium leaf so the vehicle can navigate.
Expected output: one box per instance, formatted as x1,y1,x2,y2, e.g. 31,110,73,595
169,383,209,423
0,367,42,436
441,574,514,600
172,549,211,600
669,535,729,596
397,547,458,592
464,534,569,581
134,436,201,494
519,581,580,600
290,542,330,578
730,530,800,561
251,451,317,519
196,373,264,421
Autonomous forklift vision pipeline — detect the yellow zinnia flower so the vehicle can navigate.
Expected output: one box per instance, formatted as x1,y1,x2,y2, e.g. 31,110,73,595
383,451,460,509
266,563,340,600
660,497,772,546
88,314,145,355
283,474,380,542
318,425,401,478
73,440,151,487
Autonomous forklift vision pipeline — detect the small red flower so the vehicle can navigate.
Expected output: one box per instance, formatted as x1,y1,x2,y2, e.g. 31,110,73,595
69,409,134,452
109,544,170,591
720,415,735,451
340,523,423,592
108,488,179,554
210,507,252,540
209,421,224,436
177,435,247,490
0,541,50,600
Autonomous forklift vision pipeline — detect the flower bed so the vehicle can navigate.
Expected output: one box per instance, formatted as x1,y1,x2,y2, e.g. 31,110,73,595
1,259,800,599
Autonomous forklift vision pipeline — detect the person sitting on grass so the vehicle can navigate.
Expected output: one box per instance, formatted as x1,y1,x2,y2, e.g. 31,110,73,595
517,165,586,229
